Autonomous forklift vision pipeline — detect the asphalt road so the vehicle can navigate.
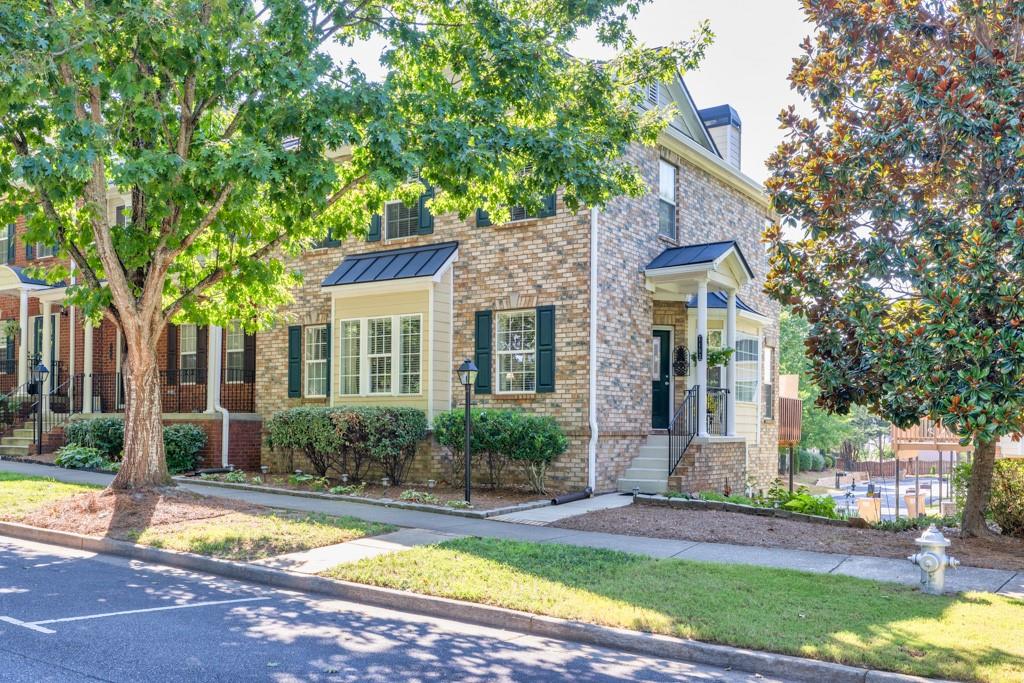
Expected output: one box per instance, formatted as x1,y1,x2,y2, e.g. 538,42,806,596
0,536,787,682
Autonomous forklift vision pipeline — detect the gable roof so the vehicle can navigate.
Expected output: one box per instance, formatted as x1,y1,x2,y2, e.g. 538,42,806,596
321,241,458,288
646,240,754,280
687,291,761,316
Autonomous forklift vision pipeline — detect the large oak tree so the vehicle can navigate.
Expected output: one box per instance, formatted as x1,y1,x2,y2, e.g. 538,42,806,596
0,0,708,488
766,0,1024,536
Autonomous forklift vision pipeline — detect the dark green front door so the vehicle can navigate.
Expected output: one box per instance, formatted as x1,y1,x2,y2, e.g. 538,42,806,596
652,330,671,429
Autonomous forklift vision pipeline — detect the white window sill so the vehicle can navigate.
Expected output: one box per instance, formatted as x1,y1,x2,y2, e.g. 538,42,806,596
493,391,537,398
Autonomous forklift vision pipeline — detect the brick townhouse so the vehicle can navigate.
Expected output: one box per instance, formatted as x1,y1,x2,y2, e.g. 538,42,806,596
3,76,778,493
258,76,780,494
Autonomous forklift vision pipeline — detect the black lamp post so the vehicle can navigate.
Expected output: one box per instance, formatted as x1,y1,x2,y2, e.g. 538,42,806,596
31,359,49,455
456,359,478,504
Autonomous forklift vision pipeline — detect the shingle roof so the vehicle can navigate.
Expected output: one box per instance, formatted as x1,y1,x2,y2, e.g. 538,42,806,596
646,240,754,279
686,291,762,316
321,241,458,288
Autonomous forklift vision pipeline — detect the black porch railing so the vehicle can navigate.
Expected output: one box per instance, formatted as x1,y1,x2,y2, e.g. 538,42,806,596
669,386,698,475
81,370,255,414
707,387,729,436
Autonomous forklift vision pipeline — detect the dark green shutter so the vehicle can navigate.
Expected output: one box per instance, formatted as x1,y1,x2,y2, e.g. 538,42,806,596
473,310,492,394
538,194,557,218
287,325,302,397
324,323,332,397
5,224,13,264
536,305,555,393
417,185,434,234
166,325,178,385
367,214,381,242
475,209,491,228
25,242,34,260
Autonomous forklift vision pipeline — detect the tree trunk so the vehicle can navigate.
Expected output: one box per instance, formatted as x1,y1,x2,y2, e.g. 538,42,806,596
110,342,169,489
961,439,996,538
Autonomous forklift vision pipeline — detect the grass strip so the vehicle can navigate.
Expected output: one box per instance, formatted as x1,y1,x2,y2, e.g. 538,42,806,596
323,536,1024,682
126,511,395,561
0,472,100,516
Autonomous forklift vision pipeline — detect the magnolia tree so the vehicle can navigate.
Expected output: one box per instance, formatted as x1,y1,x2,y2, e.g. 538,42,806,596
766,1,1024,537
0,1,709,489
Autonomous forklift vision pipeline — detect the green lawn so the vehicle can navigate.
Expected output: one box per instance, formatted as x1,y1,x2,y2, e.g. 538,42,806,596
324,537,1024,682
0,471,99,516
125,511,394,561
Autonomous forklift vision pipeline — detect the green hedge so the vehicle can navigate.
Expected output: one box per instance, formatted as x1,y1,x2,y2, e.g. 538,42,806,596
433,408,567,494
64,417,206,474
266,406,428,485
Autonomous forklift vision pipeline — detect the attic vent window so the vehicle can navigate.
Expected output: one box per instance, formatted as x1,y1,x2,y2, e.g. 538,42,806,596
647,83,659,106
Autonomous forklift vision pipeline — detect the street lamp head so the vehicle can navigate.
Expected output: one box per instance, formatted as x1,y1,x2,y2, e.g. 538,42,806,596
456,359,478,387
32,362,49,383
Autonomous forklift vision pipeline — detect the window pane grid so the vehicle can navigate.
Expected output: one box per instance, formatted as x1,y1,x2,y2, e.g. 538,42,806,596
339,321,360,395
368,317,393,394
497,311,537,393
399,316,421,394
304,325,328,397
179,325,197,384
735,334,759,402
385,202,418,239
226,323,245,383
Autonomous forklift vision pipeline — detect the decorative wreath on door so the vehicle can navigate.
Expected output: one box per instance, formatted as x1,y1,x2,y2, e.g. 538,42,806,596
672,345,689,377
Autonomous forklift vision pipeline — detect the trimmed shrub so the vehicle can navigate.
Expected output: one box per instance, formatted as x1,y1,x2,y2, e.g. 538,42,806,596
507,413,567,494
434,408,567,493
362,407,428,486
990,460,1024,538
55,444,118,471
797,450,813,472
64,417,125,460
266,407,345,477
163,424,207,474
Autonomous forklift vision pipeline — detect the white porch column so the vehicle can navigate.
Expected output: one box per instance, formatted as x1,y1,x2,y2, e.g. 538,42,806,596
696,279,709,437
726,290,738,436
82,321,94,414
17,289,28,386
206,325,222,413
40,301,52,371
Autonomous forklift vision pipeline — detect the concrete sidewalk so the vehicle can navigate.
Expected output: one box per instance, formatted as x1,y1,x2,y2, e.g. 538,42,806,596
2,459,1021,596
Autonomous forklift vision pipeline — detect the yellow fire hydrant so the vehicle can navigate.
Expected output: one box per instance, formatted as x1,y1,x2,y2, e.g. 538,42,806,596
908,524,960,594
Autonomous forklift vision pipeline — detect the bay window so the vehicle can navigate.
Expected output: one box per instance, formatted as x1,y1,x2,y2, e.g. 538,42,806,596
338,314,422,396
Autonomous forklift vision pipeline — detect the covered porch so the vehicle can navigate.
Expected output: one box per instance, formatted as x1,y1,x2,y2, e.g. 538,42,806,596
644,241,768,477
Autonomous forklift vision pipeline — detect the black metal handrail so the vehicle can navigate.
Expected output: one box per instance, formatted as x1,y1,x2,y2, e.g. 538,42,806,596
76,369,255,414
708,387,729,436
669,386,699,475
0,381,34,435
33,375,82,442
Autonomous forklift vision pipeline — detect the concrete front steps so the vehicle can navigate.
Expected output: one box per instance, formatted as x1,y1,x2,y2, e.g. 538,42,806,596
617,434,671,494
0,423,40,459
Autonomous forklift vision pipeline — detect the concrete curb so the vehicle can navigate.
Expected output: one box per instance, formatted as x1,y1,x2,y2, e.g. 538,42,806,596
175,476,553,519
0,521,942,683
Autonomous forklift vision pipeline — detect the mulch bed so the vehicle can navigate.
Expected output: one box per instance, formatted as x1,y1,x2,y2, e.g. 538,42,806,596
552,504,1024,572
215,473,553,511
12,488,261,538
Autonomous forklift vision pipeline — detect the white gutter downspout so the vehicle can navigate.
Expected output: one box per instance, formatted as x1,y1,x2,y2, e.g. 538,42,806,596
588,207,600,491
206,325,230,468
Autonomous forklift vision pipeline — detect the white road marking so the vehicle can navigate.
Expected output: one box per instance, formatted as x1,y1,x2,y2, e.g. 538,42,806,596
0,616,56,634
0,596,270,634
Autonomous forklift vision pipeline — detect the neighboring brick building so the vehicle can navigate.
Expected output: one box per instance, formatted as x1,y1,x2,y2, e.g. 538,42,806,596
259,75,780,495
0,194,260,468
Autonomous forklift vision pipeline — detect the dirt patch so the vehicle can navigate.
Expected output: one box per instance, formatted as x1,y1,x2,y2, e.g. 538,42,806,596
552,504,1024,572
13,488,261,538
202,473,552,511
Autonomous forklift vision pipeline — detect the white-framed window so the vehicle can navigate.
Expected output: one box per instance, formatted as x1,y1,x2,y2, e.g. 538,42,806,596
0,225,12,265
658,160,676,237
496,310,537,393
735,333,759,402
179,324,197,384
339,320,361,396
384,201,419,240
225,323,245,383
763,344,775,419
304,325,328,397
338,314,422,396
